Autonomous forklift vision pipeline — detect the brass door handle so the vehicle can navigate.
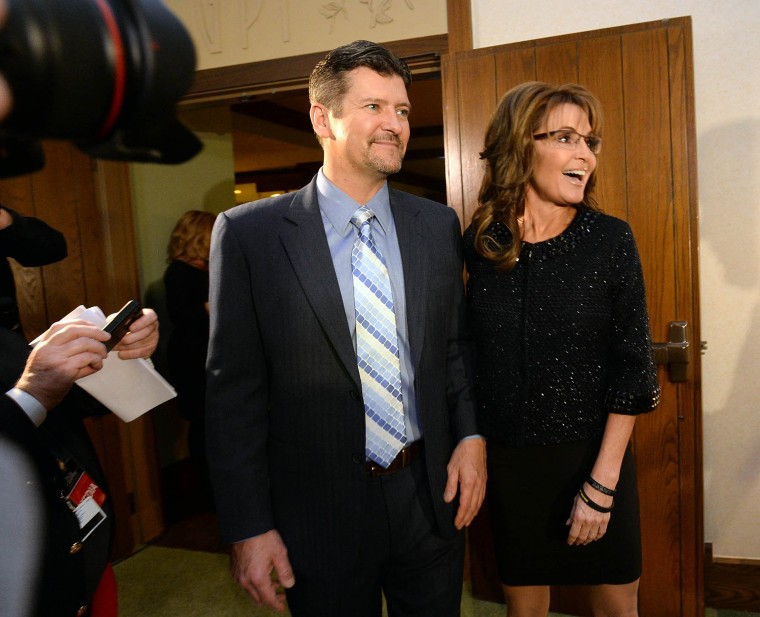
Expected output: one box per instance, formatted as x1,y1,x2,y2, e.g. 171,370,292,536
652,321,689,382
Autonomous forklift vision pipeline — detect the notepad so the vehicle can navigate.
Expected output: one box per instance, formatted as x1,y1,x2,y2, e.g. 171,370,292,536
31,305,177,422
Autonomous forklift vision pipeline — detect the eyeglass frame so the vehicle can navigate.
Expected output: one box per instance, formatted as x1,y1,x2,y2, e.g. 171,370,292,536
532,129,602,155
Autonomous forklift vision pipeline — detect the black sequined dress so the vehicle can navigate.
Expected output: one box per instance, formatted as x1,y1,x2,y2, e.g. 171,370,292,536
464,207,660,585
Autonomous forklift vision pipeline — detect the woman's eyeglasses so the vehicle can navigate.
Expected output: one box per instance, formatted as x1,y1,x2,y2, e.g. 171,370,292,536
533,129,602,155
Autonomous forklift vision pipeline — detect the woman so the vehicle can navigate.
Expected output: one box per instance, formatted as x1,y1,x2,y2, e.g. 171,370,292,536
164,209,216,509
464,82,660,616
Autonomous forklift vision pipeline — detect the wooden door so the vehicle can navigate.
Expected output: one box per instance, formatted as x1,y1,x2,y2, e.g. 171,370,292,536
442,17,703,616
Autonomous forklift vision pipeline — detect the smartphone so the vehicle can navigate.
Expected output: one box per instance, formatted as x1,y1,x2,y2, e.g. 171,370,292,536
102,300,142,352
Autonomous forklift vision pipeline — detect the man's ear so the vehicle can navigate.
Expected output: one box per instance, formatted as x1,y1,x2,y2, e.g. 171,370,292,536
310,103,332,140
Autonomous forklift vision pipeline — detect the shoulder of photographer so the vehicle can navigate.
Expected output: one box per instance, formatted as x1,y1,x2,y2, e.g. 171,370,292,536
0,203,67,264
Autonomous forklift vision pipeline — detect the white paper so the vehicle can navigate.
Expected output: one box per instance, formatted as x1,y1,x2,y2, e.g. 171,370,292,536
76,353,176,422
31,304,177,422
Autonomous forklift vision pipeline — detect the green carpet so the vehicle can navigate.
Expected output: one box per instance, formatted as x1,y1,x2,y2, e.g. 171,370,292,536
114,545,517,617
114,546,759,617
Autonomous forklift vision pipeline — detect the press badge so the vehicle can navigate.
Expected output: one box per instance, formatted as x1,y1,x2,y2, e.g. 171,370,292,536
59,458,108,540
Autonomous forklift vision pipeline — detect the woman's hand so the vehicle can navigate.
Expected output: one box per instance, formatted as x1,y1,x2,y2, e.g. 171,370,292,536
566,481,613,545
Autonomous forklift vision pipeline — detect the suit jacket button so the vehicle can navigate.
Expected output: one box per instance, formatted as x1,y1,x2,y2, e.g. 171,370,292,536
69,542,83,555
349,390,361,401
75,605,88,616
351,453,363,465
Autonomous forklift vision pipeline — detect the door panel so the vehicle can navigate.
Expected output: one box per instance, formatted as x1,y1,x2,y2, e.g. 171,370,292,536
442,17,702,616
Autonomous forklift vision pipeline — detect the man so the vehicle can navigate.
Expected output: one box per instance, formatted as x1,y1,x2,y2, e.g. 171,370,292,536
206,40,486,616
0,309,159,617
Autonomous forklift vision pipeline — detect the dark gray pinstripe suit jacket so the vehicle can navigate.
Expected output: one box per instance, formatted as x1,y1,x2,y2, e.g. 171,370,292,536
205,176,477,578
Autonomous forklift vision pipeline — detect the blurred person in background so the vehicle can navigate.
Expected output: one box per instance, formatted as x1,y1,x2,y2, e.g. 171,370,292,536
164,209,216,510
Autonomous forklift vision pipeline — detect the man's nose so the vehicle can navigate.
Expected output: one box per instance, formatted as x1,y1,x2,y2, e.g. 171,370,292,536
381,109,403,133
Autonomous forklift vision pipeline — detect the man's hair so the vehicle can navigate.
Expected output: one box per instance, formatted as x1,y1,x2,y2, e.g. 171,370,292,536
308,40,411,117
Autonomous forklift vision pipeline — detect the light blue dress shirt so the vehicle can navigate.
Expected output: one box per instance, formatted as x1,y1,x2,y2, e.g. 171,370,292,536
316,169,422,443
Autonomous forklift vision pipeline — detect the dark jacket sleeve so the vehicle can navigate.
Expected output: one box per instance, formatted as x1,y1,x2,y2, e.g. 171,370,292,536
0,205,67,266
605,223,661,413
205,211,274,542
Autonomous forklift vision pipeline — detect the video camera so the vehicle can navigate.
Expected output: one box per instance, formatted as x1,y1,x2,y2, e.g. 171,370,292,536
0,0,202,177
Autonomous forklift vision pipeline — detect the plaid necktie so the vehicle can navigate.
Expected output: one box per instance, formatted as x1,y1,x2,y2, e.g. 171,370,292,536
351,206,406,468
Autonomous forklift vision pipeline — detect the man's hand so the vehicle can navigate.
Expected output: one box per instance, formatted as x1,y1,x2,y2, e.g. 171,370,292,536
112,308,159,360
16,320,110,410
230,530,295,612
443,437,487,529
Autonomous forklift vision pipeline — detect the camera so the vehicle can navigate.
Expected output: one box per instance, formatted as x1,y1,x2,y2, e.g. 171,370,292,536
0,0,202,178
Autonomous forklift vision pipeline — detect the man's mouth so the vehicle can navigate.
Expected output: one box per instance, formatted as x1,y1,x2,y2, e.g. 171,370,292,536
372,134,401,147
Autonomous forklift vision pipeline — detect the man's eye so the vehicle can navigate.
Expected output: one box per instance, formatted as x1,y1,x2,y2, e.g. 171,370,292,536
397,109,410,118
367,103,379,110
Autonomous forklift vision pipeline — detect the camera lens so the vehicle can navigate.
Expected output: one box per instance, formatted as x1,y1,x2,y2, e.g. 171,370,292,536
0,0,201,176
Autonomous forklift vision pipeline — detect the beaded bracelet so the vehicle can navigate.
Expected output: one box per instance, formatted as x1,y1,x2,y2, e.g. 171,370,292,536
587,475,617,496
578,487,614,513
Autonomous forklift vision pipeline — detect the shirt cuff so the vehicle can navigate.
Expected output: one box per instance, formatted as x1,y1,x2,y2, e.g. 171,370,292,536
5,388,47,427
461,434,484,441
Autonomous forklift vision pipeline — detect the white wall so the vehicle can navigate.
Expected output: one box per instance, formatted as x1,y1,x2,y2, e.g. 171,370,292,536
472,0,760,561
130,130,235,299
164,0,447,70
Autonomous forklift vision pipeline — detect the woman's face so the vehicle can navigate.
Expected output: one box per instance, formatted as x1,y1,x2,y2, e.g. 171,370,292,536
526,103,597,209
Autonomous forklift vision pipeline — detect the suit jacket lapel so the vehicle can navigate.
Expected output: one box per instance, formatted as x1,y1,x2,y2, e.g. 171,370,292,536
391,190,428,372
279,180,361,388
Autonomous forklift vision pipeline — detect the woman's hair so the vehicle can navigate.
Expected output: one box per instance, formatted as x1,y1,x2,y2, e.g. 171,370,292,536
167,210,216,263
471,81,603,270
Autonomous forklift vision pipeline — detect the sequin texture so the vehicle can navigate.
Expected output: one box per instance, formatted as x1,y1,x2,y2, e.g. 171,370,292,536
464,208,660,447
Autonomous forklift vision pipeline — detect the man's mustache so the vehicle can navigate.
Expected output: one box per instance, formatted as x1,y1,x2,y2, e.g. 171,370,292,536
370,134,403,146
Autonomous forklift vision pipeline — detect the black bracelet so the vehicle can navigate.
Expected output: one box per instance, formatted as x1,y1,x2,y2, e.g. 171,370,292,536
578,487,614,513
587,475,617,496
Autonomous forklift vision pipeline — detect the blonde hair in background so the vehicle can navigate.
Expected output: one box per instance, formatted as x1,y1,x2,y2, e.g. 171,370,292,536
472,81,603,271
167,210,217,263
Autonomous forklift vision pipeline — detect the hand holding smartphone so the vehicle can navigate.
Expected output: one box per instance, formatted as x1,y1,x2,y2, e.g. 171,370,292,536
102,300,142,352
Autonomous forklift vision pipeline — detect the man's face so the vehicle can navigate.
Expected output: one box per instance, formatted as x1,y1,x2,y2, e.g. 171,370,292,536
324,66,411,181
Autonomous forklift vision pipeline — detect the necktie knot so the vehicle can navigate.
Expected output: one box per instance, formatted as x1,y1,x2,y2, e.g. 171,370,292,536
351,205,375,230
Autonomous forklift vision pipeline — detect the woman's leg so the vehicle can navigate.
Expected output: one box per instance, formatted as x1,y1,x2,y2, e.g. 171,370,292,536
587,579,639,617
502,584,550,617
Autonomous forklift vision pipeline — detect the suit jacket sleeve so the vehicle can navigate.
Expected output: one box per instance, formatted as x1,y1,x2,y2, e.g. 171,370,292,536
443,210,479,441
0,206,67,266
205,211,274,543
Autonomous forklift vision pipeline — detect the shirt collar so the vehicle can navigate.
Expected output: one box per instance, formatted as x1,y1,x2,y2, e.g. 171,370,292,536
316,168,392,235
